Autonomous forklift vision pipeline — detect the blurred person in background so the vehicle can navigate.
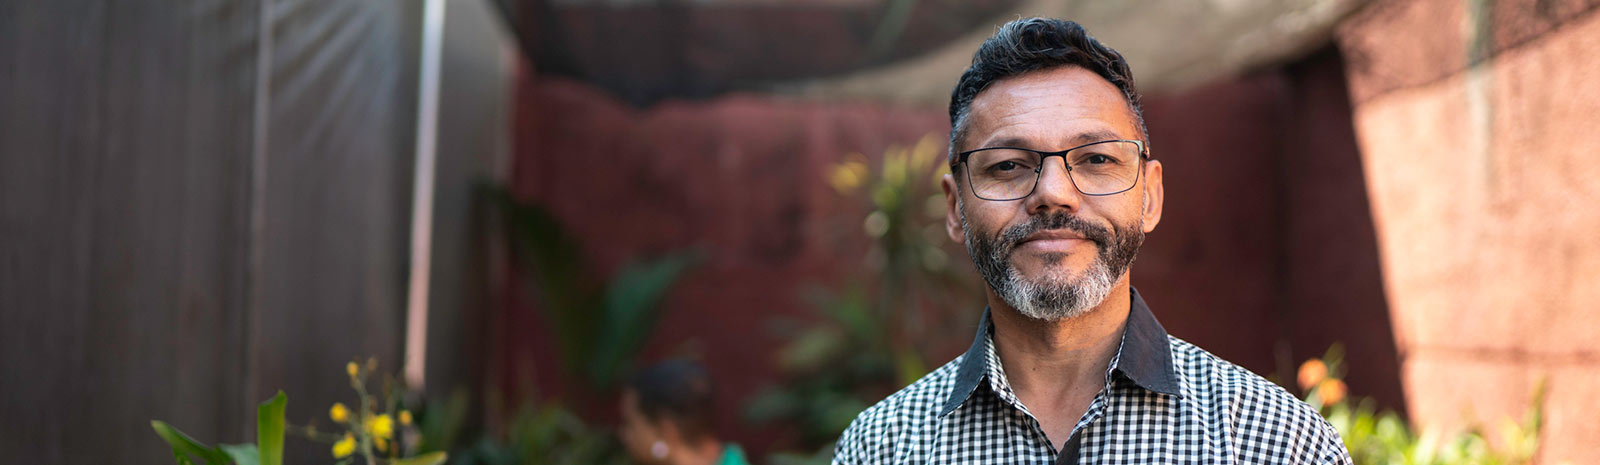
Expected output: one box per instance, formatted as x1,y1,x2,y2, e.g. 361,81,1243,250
833,17,1351,464
619,360,749,465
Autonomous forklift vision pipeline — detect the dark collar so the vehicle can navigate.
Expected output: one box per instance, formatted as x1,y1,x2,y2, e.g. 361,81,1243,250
939,287,1183,417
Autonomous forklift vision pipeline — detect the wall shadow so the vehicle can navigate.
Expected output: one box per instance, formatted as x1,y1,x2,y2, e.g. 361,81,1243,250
1139,45,1407,411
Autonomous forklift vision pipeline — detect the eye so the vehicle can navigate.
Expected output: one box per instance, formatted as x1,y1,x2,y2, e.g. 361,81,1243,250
991,161,1023,172
1084,154,1114,164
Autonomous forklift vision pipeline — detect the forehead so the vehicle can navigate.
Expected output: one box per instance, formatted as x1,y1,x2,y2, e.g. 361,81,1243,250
964,65,1140,150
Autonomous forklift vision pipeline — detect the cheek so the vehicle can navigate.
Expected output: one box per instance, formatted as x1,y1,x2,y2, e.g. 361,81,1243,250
1087,197,1144,229
962,202,1024,236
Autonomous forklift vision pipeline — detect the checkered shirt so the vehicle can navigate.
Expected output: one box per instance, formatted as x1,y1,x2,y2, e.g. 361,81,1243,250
833,288,1352,464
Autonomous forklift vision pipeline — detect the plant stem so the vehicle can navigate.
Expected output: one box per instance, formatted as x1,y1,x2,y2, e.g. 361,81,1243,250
286,424,343,443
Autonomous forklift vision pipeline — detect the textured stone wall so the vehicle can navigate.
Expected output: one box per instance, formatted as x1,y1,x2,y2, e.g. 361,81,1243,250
1338,1,1600,462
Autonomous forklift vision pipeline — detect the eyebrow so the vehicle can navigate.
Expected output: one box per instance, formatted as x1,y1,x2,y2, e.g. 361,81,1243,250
976,129,1129,151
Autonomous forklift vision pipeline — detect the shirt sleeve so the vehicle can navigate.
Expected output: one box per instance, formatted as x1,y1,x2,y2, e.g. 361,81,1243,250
831,415,866,464
832,403,896,464
1314,419,1354,465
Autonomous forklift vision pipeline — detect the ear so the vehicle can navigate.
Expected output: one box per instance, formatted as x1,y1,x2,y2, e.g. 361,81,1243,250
942,173,965,243
1140,159,1164,233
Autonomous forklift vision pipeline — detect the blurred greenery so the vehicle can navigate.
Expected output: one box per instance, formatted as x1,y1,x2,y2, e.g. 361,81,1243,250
746,135,979,463
488,185,699,390
150,392,286,465
1299,345,1547,465
152,372,445,465
422,401,629,465
421,187,700,464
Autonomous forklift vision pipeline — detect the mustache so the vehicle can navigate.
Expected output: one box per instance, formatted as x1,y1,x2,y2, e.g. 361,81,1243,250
996,211,1113,251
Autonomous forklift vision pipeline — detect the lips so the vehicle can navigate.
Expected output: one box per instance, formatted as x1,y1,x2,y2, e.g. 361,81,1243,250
1016,230,1091,254
1019,230,1087,245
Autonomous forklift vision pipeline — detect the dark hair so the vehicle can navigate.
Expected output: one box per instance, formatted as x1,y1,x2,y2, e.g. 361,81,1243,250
628,359,714,440
948,18,1146,165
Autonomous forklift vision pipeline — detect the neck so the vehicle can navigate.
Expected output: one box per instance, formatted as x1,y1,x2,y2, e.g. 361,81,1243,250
987,277,1132,401
666,439,723,465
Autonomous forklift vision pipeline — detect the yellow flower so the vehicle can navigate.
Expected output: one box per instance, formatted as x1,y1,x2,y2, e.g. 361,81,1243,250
1297,359,1327,390
1317,378,1348,405
329,402,350,423
332,433,356,458
367,414,394,439
346,361,360,378
399,410,412,425
828,158,869,194
375,437,389,453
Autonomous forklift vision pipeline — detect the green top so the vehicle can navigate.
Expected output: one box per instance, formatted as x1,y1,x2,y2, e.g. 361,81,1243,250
716,444,749,465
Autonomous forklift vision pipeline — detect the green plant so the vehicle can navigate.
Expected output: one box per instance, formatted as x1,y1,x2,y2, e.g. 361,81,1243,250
151,391,285,465
440,402,630,465
488,186,698,390
421,187,698,464
1299,346,1546,465
746,135,980,462
151,359,445,465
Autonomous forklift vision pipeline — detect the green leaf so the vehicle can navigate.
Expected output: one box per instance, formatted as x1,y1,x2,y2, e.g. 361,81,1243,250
255,391,286,465
588,252,699,387
417,388,471,453
151,420,232,464
778,328,846,373
217,444,259,465
1320,343,1346,378
742,389,802,422
393,451,449,465
815,394,870,437
893,346,928,386
486,186,600,375
816,287,880,344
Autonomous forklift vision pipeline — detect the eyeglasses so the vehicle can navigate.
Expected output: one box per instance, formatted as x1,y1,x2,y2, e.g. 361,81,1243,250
955,139,1148,201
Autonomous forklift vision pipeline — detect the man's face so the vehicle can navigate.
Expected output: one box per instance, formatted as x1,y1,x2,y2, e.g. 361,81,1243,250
943,65,1165,320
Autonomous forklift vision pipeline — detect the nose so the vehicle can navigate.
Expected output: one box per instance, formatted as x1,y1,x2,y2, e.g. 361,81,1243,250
1024,155,1082,213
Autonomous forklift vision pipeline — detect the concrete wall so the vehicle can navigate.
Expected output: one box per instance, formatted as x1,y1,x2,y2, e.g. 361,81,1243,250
1337,1,1600,462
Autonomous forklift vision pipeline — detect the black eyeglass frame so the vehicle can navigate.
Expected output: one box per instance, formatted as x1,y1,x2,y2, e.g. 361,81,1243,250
954,139,1151,201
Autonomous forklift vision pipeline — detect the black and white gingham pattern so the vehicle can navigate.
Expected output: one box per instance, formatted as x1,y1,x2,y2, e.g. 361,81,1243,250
833,289,1352,464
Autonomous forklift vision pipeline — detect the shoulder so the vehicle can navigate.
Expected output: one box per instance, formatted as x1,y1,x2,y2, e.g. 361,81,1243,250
1167,336,1352,464
831,354,963,464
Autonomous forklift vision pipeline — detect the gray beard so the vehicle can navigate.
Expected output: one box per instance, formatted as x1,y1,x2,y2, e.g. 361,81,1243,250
960,199,1144,321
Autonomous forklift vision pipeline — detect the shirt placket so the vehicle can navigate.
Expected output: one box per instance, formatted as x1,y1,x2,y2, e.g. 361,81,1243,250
1054,378,1115,464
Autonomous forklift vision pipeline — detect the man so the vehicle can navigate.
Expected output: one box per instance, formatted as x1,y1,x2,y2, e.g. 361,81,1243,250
832,18,1352,464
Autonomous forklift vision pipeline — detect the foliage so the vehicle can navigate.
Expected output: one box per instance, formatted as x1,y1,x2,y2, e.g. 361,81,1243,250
488,186,699,390
746,135,979,462
1299,346,1546,465
151,360,445,465
150,391,284,465
411,187,698,465
430,402,630,465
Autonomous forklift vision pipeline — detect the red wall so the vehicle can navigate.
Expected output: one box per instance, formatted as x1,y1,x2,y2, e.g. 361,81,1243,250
1336,2,1600,461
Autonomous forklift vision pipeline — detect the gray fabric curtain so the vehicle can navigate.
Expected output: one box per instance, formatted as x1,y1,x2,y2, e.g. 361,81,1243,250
0,1,426,463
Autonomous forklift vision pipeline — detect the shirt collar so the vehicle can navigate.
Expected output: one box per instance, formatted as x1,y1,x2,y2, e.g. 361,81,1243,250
939,287,1182,417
